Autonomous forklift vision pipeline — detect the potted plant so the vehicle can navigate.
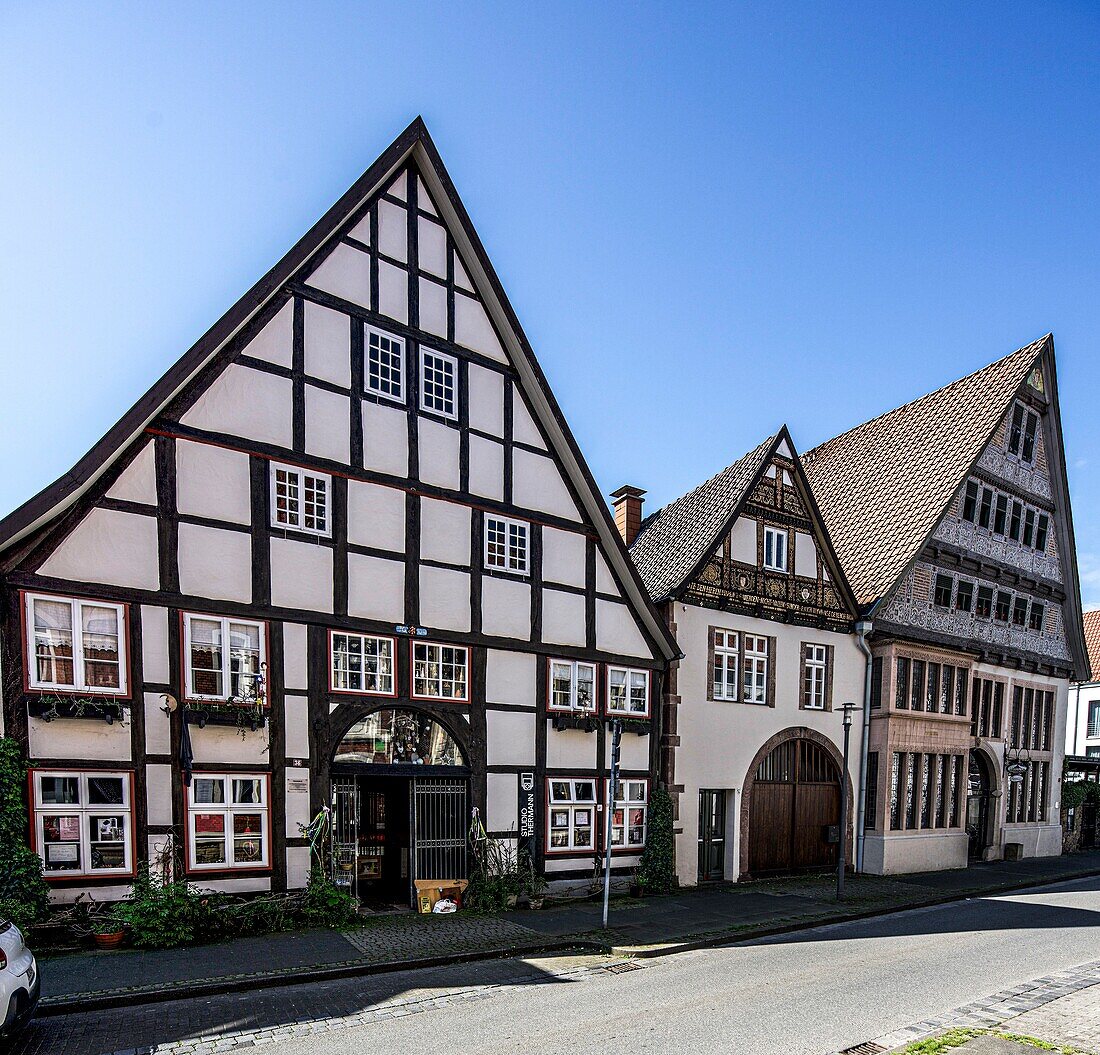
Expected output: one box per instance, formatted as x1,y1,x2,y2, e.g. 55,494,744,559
629,871,644,899
91,915,126,949
521,858,549,910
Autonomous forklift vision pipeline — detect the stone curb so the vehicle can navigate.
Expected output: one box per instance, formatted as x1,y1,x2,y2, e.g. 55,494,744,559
38,864,1100,1017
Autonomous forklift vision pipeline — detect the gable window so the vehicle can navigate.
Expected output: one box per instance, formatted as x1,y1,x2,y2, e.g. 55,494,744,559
978,488,994,530
1035,514,1050,553
743,635,769,704
1008,403,1040,464
1011,597,1029,628
1009,500,1023,542
365,326,405,402
184,615,265,702
331,632,395,695
993,494,1008,536
32,770,133,877
607,667,650,717
412,642,468,701
994,591,1011,623
549,660,596,713
25,593,128,695
711,629,739,701
271,463,329,536
1023,508,1036,548
933,574,953,608
484,515,529,575
962,480,979,522
763,527,787,572
801,644,829,710
187,774,269,871
420,348,458,419
609,779,648,849
547,779,596,851
1028,602,1045,633
976,586,994,620
955,579,974,613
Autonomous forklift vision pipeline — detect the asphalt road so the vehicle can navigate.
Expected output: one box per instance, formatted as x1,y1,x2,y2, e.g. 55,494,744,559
18,874,1100,1055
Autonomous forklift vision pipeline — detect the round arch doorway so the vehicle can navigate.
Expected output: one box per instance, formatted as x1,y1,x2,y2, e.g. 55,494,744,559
331,707,470,908
966,750,996,861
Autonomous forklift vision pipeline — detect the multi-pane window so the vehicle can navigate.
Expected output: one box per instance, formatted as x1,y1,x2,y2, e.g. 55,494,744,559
547,779,596,851
994,591,1011,622
933,574,953,608
743,635,769,704
420,348,458,419
1009,686,1054,751
711,629,739,701
484,516,529,575
187,774,269,871
895,656,967,715
26,594,127,694
993,494,1008,535
763,526,787,572
1007,402,1039,464
32,771,132,877
801,644,828,710
1035,514,1050,552
955,579,974,613
1006,685,1054,824
1012,596,1029,627
864,752,879,829
889,753,962,832
962,480,979,522
412,642,468,701
959,477,1050,553
1029,602,1045,632
365,326,404,402
1088,700,1100,740
976,586,994,619
607,667,650,717
971,677,1004,738
1009,500,1023,542
549,660,596,712
271,463,329,535
609,780,648,849
870,656,883,710
184,615,265,702
331,633,395,695
1006,760,1049,824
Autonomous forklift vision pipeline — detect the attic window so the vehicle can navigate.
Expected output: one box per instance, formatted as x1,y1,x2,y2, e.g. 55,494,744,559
763,526,787,572
420,348,458,420
1007,403,1039,465
365,326,405,403
271,463,329,536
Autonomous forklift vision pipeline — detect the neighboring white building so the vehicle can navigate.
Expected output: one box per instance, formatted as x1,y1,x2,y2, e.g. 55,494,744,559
626,428,866,883
1067,611,1100,759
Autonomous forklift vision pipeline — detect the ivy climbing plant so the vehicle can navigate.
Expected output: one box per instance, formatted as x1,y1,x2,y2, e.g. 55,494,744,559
0,737,50,931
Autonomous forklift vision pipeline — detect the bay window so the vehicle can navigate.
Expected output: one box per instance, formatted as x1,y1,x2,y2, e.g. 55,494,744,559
187,773,269,871
606,666,650,717
32,771,133,877
549,659,596,712
184,614,266,703
26,593,127,694
547,778,596,851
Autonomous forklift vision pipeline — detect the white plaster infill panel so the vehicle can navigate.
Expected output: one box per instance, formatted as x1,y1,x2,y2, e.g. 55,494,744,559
419,498,471,566
511,386,546,449
270,538,334,614
285,769,312,839
794,531,817,579
106,442,157,505
545,724,596,769
190,724,267,765
378,260,409,325
542,588,585,647
176,440,252,526
512,448,579,522
542,527,586,589
347,480,406,552
29,714,131,761
305,385,351,464
363,401,409,477
730,517,756,564
487,772,519,831
181,365,293,450
419,418,461,491
146,763,173,826
306,243,371,310
282,622,308,691
178,523,252,603
454,291,507,363
284,694,310,759
481,576,532,641
245,301,293,369
304,301,352,389
419,278,447,339
348,553,405,623
419,566,472,632
596,598,651,659
144,692,171,755
39,508,160,591
468,365,505,438
485,650,536,707
418,216,447,277
468,435,504,502
377,199,408,263
595,551,618,596
141,605,170,684
286,845,310,890
486,710,536,766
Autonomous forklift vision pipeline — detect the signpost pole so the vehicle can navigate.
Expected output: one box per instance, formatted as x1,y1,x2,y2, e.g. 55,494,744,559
602,719,623,930
838,703,854,901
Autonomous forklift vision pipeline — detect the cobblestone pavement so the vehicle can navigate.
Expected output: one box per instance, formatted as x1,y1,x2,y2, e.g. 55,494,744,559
864,960,1100,1052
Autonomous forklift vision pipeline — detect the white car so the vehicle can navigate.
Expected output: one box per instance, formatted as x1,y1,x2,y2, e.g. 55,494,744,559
0,919,39,1040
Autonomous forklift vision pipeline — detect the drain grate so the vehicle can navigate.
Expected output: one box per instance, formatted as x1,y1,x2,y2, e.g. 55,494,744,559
839,1044,885,1055
603,960,645,974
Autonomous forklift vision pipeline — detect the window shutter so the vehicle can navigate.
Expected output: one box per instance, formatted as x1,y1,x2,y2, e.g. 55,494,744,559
766,636,777,708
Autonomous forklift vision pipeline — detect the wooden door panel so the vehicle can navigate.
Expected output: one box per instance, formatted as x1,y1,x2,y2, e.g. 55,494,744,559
792,782,840,869
749,783,795,873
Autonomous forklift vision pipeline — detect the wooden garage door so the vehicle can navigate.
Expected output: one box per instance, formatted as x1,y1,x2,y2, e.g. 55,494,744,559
748,739,841,875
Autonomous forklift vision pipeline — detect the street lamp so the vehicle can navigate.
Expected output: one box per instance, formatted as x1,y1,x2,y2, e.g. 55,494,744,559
838,702,856,901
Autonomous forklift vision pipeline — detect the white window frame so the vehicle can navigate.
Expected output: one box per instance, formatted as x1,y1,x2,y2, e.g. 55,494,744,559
32,770,133,878
763,526,788,572
330,632,396,696
270,462,330,537
183,614,267,703
743,634,769,704
607,778,649,850
419,347,458,420
186,773,270,872
25,593,128,695
364,325,405,403
411,641,469,701
548,659,597,713
712,629,739,702
606,666,650,717
803,644,828,710
484,515,529,575
547,778,597,852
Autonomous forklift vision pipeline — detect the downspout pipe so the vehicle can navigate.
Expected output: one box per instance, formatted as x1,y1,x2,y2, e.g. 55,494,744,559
853,619,874,873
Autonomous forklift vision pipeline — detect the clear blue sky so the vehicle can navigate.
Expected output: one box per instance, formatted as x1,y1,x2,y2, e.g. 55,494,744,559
3,3,1099,602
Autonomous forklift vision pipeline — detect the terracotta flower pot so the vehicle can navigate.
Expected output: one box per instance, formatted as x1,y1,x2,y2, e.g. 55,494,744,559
93,931,126,949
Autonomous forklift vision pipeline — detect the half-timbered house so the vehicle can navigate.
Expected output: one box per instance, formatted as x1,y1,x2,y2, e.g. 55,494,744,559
804,336,1089,874
624,428,865,883
0,119,677,907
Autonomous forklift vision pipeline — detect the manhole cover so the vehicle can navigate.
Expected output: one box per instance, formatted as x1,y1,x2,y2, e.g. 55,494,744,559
603,960,645,974
839,1043,885,1055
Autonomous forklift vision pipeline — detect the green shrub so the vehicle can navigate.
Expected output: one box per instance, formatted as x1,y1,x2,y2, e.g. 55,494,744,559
0,738,50,932
297,871,359,928
113,865,216,948
1062,779,1100,811
636,785,677,895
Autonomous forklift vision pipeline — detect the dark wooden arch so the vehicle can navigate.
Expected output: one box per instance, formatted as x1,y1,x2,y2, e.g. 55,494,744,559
739,725,854,879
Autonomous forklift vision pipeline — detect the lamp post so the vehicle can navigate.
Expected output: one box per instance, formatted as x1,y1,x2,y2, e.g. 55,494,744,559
838,702,856,901
602,718,623,929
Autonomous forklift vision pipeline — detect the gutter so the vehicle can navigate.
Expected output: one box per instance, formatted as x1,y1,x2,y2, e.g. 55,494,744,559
852,619,874,872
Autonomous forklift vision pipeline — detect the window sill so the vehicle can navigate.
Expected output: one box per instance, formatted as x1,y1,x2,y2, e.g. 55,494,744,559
27,696,128,723
185,704,269,730
605,715,651,735
551,712,599,732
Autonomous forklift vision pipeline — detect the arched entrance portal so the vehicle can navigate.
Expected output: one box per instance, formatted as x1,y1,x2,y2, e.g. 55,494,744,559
746,736,843,876
966,750,995,861
331,708,470,907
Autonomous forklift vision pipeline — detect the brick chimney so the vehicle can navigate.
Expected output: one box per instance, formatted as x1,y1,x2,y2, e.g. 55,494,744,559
611,485,646,546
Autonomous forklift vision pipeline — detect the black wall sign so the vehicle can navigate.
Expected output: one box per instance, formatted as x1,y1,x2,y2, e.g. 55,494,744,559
518,771,536,863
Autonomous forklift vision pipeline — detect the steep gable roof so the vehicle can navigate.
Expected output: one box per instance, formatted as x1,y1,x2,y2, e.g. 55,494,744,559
1082,610,1100,685
0,118,678,661
802,335,1050,608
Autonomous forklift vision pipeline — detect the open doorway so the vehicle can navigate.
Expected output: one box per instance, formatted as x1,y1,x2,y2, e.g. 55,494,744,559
966,750,995,861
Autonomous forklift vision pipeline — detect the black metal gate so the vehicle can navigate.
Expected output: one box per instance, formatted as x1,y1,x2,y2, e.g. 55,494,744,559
413,777,468,881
